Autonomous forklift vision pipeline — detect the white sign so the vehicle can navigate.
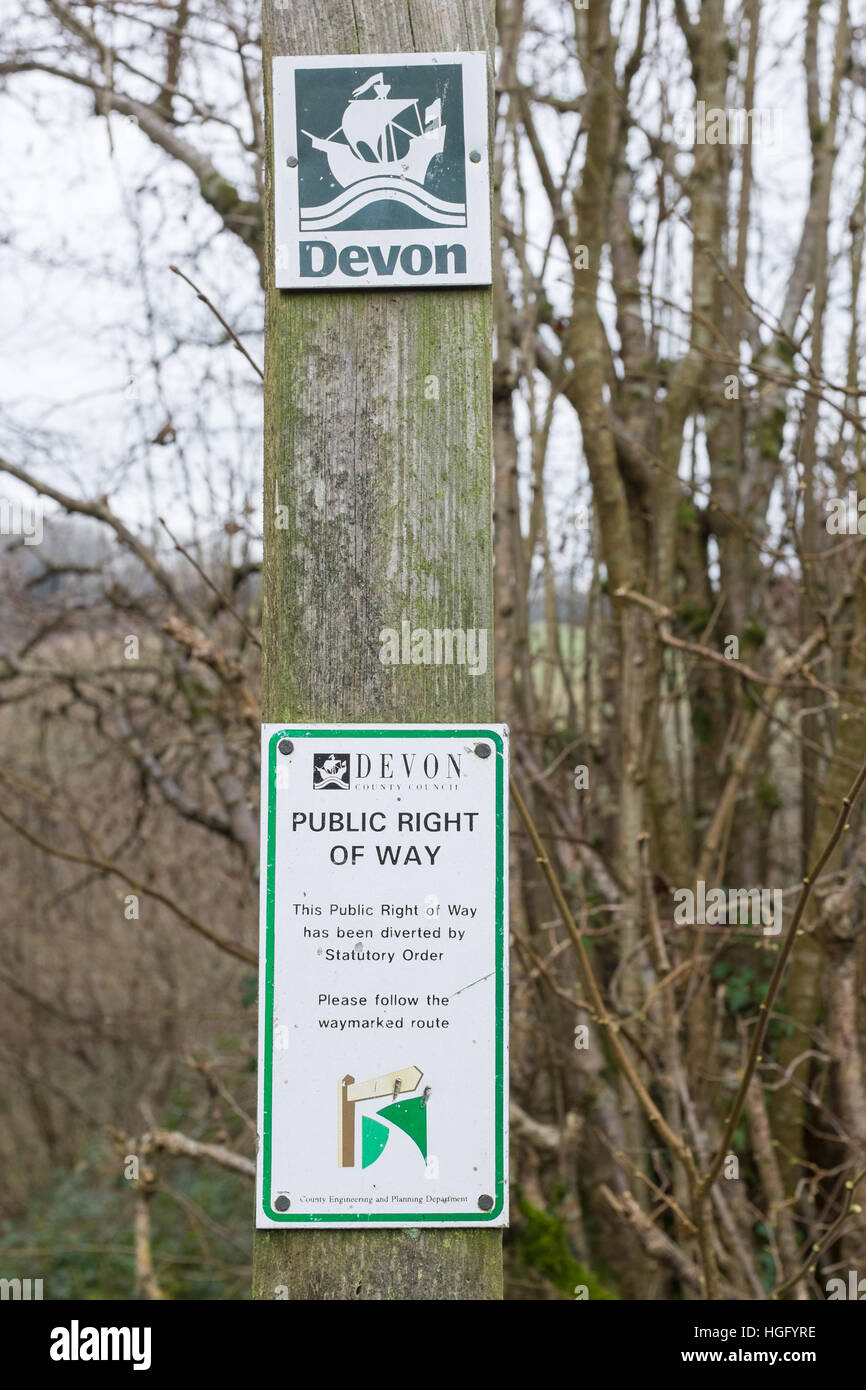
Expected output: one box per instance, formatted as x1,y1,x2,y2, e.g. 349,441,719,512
271,53,492,289
257,724,508,1227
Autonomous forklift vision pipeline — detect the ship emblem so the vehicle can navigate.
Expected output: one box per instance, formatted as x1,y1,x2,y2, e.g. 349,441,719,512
313,753,350,790
299,72,467,232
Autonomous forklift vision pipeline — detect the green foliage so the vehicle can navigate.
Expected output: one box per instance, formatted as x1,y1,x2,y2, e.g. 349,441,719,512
741,621,766,651
714,961,758,1014
757,405,786,460
691,699,715,746
676,598,711,634
741,684,761,714
713,963,795,1041
754,1223,778,1292
514,1191,618,1300
0,1145,251,1300
755,775,781,812
0,1166,133,1301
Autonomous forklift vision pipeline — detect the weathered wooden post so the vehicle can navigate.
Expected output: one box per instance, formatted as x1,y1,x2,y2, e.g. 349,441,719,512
253,1,502,1299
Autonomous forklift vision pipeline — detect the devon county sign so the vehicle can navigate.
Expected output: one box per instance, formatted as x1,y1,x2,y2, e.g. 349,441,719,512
256,725,508,1226
271,52,492,289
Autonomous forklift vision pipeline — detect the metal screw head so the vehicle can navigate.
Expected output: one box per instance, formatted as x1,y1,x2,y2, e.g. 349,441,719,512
274,1195,291,1212
474,742,491,759
278,739,294,756
286,155,298,168
469,149,482,163
477,1194,494,1211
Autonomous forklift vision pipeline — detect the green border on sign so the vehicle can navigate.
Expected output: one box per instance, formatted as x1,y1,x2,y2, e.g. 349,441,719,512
261,726,506,1224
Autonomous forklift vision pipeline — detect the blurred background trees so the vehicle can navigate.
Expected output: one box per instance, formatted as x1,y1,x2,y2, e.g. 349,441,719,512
2,0,866,1299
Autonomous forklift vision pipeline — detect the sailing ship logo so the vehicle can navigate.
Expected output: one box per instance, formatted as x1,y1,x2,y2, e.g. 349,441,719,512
297,69,467,233
313,753,350,790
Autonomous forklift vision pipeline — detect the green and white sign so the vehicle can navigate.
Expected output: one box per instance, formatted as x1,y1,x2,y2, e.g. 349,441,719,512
256,725,508,1226
271,53,491,289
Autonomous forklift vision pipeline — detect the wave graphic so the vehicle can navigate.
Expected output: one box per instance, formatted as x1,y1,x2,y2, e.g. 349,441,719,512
300,177,467,231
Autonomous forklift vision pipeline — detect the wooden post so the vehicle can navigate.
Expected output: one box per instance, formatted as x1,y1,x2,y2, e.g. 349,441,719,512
338,1075,355,1168
253,0,501,1300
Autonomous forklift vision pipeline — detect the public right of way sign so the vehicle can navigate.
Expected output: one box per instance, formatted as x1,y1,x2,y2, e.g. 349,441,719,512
256,724,508,1227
